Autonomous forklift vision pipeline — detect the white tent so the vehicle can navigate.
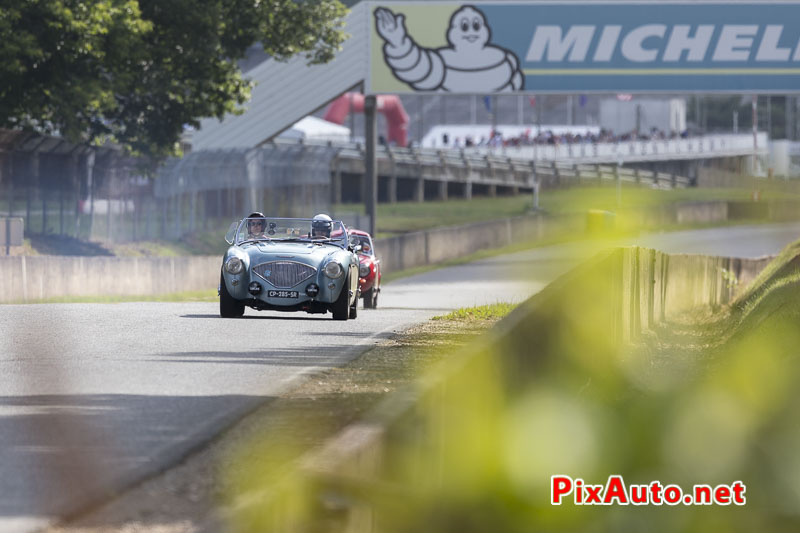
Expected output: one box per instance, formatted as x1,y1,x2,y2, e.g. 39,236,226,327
277,116,351,143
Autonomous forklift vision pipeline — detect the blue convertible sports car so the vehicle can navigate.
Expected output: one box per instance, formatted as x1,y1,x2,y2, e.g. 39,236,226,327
219,215,360,320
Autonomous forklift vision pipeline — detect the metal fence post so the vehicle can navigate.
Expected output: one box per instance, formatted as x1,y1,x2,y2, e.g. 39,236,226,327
332,157,342,205
106,181,112,242
145,195,152,240
648,249,656,329
160,197,167,239
660,254,669,322
73,152,82,239
190,192,197,236
6,163,13,220
86,150,95,240
631,248,641,339
132,178,139,242
174,194,181,238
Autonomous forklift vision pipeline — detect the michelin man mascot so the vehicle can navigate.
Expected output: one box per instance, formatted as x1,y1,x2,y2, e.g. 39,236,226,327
374,4,524,92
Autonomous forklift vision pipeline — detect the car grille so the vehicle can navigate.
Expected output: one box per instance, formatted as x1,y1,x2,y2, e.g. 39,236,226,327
253,261,316,288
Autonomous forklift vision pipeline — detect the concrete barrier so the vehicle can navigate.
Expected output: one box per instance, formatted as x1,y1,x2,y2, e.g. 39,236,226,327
1,198,797,303
373,213,581,274
0,256,221,303
675,202,729,225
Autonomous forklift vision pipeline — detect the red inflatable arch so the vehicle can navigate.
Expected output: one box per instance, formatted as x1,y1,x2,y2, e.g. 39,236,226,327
324,93,409,147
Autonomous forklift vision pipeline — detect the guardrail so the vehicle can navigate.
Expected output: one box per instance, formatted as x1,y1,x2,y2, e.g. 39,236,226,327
458,132,769,164
294,133,765,199
535,161,690,189
324,138,693,199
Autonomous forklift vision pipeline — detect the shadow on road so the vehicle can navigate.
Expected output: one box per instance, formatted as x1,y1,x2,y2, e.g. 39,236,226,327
181,314,332,321
152,346,359,367
0,393,269,523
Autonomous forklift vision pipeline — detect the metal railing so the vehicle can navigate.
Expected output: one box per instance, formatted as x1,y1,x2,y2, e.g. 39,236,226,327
466,132,770,164
322,137,691,190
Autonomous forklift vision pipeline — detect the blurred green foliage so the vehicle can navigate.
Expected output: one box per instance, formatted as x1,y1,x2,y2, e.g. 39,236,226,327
226,239,800,532
0,0,348,158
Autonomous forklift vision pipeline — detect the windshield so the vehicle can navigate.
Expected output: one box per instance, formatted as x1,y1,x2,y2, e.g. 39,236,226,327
233,217,349,248
353,235,374,256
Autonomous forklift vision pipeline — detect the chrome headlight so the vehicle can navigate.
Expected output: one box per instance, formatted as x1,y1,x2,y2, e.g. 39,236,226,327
324,261,344,279
359,264,369,278
225,256,244,275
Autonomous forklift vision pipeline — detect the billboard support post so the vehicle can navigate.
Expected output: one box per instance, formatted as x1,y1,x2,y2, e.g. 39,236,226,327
365,95,378,238
753,95,758,176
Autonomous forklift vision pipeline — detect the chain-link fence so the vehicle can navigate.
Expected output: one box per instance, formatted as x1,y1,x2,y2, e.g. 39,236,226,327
154,142,335,238
0,131,334,245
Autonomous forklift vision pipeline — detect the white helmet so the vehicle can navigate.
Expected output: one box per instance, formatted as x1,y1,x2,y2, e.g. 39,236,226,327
312,213,333,237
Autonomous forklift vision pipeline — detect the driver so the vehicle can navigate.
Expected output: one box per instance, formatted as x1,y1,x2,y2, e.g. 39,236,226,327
311,213,332,239
246,211,266,239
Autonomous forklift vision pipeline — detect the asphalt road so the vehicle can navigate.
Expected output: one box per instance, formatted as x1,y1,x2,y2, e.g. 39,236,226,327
1,222,799,532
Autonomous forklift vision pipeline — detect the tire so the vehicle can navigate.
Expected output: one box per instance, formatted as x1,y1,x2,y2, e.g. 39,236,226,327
219,274,245,318
363,288,375,309
331,276,350,321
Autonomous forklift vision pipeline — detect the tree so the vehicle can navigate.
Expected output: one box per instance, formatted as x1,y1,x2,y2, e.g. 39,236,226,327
0,0,348,159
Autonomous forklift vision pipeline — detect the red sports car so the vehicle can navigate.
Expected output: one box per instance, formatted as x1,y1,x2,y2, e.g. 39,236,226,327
349,229,381,308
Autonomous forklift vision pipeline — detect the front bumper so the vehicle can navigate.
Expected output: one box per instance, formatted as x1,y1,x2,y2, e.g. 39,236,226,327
223,270,346,308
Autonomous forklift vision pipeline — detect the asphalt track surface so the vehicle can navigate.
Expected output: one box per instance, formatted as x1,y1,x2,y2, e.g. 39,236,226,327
1,222,799,532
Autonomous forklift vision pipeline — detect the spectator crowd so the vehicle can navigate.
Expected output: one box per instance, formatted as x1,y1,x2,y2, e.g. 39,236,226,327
438,127,692,149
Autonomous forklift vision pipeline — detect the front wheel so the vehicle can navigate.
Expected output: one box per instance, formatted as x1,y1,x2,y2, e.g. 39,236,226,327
220,274,245,318
363,287,377,309
331,276,351,321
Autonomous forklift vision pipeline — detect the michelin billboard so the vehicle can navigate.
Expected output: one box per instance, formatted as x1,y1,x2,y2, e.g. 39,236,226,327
368,1,800,94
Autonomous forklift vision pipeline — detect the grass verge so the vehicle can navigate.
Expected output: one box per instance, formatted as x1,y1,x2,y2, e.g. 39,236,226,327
433,302,518,321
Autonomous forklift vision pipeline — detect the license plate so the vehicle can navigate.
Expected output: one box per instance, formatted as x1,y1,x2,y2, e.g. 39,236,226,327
268,290,299,299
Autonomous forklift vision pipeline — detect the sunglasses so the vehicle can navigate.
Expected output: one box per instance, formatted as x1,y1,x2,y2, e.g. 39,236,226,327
248,221,264,227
